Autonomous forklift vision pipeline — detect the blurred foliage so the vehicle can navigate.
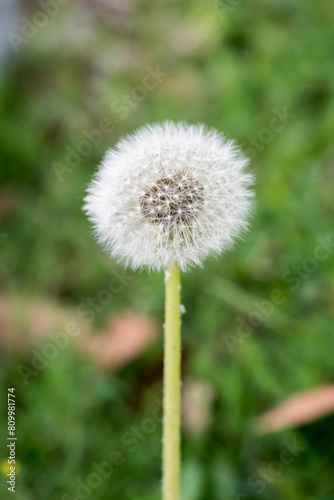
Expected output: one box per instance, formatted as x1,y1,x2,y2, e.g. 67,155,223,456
1,0,334,499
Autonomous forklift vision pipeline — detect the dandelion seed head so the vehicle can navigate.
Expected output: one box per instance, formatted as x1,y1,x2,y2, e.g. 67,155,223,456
139,173,204,226
84,121,254,270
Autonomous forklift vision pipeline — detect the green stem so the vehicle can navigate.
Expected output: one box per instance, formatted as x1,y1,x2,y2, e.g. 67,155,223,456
163,264,181,500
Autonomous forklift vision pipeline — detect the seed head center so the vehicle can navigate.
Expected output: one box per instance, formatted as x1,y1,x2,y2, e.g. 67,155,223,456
140,173,204,224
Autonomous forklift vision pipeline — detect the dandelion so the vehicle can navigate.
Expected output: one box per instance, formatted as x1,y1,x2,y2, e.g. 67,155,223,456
84,121,254,500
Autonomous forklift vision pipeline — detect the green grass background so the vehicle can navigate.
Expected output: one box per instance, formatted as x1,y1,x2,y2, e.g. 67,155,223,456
1,0,334,498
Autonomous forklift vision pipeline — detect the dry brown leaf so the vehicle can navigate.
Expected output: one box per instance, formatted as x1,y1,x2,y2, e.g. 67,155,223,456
0,296,157,371
89,312,158,369
254,385,334,434
182,378,215,434
0,190,18,219
0,295,91,352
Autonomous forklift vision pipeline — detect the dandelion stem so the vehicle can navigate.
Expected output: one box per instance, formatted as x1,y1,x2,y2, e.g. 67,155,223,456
163,264,181,500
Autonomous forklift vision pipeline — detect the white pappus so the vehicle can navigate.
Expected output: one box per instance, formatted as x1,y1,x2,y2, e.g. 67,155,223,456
84,121,254,271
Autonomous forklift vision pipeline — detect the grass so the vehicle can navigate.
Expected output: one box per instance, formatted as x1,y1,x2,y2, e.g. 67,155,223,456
1,0,334,498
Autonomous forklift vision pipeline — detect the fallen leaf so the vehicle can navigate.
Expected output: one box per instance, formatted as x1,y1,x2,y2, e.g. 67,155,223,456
254,385,334,434
0,295,91,352
182,378,215,434
0,189,19,219
0,296,157,371
89,312,158,369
